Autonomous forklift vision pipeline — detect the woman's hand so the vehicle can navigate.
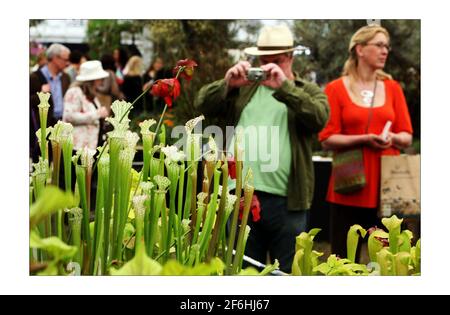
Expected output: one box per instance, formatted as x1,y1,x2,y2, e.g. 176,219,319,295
97,106,109,119
389,131,413,149
366,133,392,150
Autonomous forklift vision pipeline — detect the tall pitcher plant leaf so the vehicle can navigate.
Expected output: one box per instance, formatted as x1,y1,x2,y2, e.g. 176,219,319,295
398,230,413,253
368,229,389,263
139,119,156,182
382,215,403,255
292,228,321,276
347,225,367,263
37,92,51,160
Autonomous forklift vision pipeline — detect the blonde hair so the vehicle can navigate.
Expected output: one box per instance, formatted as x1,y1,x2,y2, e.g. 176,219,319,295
125,56,143,76
342,25,392,80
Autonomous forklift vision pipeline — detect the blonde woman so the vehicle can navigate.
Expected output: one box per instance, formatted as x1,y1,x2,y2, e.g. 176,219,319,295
63,60,109,150
122,55,144,118
319,25,413,260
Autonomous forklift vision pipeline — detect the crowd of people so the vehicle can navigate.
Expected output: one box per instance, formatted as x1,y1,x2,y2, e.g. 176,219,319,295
29,23,414,273
29,45,170,162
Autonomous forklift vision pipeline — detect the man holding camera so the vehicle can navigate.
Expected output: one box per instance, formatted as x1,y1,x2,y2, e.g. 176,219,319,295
195,24,329,273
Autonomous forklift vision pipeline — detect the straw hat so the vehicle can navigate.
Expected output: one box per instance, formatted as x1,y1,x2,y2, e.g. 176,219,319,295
244,24,296,56
76,60,109,81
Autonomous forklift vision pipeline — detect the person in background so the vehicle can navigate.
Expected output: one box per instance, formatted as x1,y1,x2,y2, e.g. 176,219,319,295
122,55,144,119
142,56,165,113
195,24,329,273
113,47,128,87
65,50,87,83
62,60,109,151
318,25,413,261
97,53,125,111
30,43,71,162
97,53,125,145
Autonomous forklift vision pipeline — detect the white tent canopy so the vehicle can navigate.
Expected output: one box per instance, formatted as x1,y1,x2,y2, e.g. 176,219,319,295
30,20,88,44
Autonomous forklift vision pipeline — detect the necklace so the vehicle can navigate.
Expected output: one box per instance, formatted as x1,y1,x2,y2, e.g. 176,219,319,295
358,80,377,106
360,89,374,106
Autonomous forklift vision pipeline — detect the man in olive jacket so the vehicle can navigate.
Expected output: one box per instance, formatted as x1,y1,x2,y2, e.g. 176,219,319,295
195,24,329,272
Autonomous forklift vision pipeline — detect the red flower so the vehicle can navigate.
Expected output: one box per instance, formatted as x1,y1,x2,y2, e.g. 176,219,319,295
150,78,181,107
173,59,198,81
239,195,261,222
227,156,236,179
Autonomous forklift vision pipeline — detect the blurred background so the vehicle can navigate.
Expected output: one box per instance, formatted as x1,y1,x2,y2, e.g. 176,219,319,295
29,19,420,151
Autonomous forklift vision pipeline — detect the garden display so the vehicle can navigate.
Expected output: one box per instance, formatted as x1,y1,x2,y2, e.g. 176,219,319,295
29,59,420,276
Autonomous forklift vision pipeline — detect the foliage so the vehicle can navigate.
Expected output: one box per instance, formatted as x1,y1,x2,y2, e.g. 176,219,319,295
86,20,147,60
292,215,420,276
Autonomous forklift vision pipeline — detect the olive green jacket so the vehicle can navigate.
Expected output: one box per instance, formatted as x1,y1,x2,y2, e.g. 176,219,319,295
194,74,329,210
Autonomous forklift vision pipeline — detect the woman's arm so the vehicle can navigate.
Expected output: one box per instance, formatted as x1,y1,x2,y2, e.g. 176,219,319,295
390,131,412,150
322,133,392,151
63,88,100,126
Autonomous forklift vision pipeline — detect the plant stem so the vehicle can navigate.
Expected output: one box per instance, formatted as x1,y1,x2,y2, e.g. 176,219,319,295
75,165,90,274
198,168,221,261
166,163,180,262
232,184,254,274
225,148,243,274
207,162,228,261
148,191,164,258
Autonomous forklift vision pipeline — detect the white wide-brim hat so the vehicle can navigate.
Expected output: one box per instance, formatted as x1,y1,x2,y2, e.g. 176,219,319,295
76,60,109,81
244,24,296,56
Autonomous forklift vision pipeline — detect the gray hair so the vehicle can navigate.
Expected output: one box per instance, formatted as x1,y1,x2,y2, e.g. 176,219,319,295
46,43,70,61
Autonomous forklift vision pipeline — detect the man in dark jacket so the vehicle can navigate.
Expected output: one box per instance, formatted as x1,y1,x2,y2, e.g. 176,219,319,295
30,43,71,162
195,24,329,272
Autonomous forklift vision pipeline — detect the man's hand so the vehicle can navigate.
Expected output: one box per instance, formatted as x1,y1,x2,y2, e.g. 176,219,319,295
41,83,51,93
260,63,287,89
224,61,252,89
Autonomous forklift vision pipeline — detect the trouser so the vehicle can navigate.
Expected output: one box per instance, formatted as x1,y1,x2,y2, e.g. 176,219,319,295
243,191,309,274
329,203,380,262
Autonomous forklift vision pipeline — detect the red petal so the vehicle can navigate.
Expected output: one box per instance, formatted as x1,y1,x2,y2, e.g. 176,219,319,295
164,96,173,107
227,157,236,179
151,80,170,98
172,78,181,99
250,195,261,222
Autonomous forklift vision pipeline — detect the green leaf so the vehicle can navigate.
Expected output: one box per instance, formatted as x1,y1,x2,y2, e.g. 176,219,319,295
110,247,162,276
377,248,393,276
238,267,260,275
291,249,304,276
308,228,322,238
394,252,411,276
347,225,367,263
160,257,225,276
382,215,403,254
398,230,413,253
413,239,421,273
30,186,76,228
259,260,280,276
313,262,331,275
30,231,77,261
368,229,389,262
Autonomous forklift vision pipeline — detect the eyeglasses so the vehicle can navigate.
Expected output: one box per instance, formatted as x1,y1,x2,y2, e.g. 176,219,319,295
57,55,70,62
365,42,392,51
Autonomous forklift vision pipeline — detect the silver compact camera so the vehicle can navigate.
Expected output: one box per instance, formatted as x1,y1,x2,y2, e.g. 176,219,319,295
246,67,267,82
